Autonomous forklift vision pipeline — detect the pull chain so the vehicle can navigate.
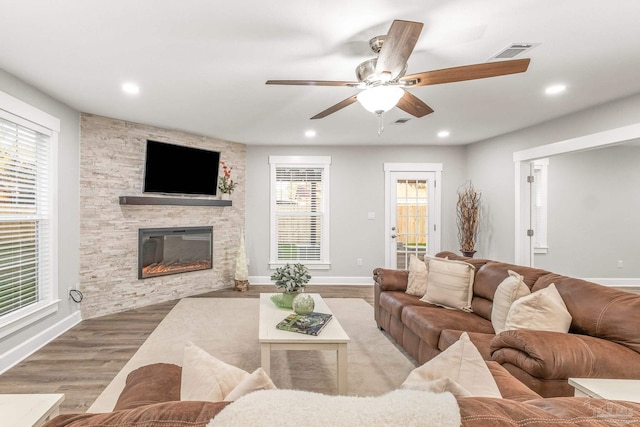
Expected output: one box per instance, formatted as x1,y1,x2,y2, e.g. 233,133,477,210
377,111,384,135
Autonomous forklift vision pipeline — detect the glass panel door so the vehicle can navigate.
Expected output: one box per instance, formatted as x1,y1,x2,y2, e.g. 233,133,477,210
388,171,437,269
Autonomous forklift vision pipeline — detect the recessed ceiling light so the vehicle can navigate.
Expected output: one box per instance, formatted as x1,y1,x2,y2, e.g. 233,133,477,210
122,82,140,95
437,130,450,138
304,130,316,138
545,84,566,95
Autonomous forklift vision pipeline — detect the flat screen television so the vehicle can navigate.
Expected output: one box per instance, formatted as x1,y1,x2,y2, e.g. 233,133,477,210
143,140,220,196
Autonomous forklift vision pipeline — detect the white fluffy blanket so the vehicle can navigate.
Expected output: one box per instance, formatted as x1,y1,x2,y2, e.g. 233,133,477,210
208,389,460,427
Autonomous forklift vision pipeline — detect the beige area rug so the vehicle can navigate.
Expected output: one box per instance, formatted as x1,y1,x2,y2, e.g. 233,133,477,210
88,297,417,413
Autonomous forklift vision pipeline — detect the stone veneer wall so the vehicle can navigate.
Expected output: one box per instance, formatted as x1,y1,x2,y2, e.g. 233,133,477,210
79,114,245,319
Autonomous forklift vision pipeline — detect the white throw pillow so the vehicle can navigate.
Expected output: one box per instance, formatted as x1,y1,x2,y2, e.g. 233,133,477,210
420,257,475,311
504,283,572,333
491,270,531,334
401,332,502,398
224,367,277,401
181,341,276,402
406,254,429,297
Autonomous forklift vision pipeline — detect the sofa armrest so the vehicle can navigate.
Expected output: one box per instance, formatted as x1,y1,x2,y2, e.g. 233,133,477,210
114,363,182,410
373,267,409,292
491,330,640,380
44,401,230,427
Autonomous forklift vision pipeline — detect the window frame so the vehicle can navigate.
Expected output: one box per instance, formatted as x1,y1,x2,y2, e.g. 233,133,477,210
268,155,331,270
0,91,59,339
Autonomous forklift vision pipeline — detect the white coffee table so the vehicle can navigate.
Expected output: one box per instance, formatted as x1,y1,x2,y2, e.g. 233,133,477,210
0,393,65,426
569,378,640,402
258,293,350,394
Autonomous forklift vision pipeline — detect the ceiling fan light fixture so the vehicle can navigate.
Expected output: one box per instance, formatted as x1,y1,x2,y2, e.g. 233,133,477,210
357,86,404,113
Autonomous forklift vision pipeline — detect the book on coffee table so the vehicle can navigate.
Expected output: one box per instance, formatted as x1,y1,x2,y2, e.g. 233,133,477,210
276,312,333,336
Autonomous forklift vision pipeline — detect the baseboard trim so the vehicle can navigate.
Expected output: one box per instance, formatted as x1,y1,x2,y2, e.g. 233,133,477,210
0,310,82,375
249,276,374,285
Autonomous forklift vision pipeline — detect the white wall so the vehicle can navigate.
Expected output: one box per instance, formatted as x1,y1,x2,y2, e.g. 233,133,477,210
245,144,467,281
0,69,81,362
466,92,640,264
535,145,640,277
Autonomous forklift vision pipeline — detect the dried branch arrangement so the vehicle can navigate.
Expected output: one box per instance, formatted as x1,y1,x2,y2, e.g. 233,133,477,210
456,181,481,253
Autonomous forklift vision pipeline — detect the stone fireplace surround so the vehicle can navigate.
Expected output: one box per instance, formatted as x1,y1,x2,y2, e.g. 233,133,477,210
79,114,245,319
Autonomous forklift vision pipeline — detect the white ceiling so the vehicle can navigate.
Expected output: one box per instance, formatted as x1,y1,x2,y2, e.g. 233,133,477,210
2,0,640,146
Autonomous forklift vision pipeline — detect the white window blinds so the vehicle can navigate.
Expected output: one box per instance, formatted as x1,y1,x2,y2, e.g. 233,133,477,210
270,156,330,268
0,116,51,316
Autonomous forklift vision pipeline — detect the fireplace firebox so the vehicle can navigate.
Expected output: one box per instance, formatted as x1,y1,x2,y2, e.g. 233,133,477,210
138,226,213,279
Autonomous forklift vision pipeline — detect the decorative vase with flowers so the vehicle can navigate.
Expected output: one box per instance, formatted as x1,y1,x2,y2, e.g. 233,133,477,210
218,161,236,199
270,263,311,309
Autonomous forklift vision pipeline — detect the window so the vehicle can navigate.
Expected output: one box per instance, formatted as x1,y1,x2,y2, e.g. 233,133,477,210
269,156,330,269
530,159,548,253
0,91,58,336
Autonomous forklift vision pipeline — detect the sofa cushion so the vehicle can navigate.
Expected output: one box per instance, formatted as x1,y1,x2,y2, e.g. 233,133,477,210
458,396,640,426
504,283,572,333
379,291,434,319
402,332,501,398
491,270,531,334
402,305,494,350
406,254,429,296
420,257,475,311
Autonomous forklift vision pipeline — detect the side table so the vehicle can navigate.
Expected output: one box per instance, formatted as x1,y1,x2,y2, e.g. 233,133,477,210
0,393,65,426
569,378,640,402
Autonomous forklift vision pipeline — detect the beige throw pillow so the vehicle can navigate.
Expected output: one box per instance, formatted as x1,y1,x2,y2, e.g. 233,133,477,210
401,332,502,398
420,257,475,311
504,283,572,333
491,270,531,334
406,254,429,297
224,367,276,401
181,341,276,402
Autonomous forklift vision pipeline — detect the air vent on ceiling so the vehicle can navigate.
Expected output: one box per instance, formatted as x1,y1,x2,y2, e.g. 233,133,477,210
394,118,411,124
491,43,538,60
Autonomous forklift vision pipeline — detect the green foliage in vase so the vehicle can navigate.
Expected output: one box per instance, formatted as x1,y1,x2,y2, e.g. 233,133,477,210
270,263,311,292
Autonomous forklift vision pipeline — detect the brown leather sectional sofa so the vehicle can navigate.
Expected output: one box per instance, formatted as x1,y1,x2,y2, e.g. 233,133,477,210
374,251,640,398
44,362,640,426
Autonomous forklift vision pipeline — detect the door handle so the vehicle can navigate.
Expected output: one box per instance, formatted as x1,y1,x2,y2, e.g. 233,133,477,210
391,234,398,239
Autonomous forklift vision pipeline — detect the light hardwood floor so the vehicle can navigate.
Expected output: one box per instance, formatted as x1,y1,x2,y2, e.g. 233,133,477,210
0,285,374,414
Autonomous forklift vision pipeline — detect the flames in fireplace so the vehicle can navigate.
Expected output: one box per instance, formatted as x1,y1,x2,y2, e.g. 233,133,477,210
142,259,212,278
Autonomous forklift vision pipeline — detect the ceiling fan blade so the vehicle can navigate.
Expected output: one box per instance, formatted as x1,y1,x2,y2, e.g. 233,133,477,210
396,91,434,118
401,58,531,87
310,95,358,119
266,80,359,87
374,20,424,80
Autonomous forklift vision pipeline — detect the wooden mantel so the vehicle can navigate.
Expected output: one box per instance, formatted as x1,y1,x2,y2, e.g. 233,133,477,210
119,196,232,207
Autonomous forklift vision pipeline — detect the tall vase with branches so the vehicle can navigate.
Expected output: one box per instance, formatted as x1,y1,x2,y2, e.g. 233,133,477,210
456,181,481,257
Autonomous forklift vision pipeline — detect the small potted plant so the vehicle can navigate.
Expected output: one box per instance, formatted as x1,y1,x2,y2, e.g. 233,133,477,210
218,161,235,199
270,263,311,308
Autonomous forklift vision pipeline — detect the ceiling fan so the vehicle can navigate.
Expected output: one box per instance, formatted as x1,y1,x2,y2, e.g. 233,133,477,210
266,19,530,131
